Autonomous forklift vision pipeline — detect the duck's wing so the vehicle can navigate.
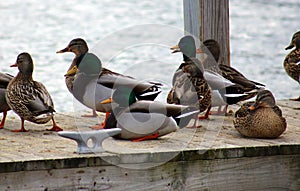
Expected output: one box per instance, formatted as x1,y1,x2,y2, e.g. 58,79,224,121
219,64,265,88
28,81,55,115
126,100,196,116
284,50,300,83
204,70,235,90
126,100,198,128
0,72,13,88
99,68,162,101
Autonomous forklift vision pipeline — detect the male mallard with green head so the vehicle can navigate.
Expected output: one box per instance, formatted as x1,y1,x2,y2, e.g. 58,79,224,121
168,36,211,122
234,90,286,138
101,86,199,141
57,38,162,129
0,72,13,129
6,53,62,132
284,31,300,101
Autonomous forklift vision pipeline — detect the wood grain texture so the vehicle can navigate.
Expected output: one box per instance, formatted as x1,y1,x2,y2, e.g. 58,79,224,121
0,155,299,190
184,0,230,66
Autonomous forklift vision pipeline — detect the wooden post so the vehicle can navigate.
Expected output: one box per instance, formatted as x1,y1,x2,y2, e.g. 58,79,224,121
184,0,230,66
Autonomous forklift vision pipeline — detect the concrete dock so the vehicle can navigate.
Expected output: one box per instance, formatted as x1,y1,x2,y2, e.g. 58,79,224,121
0,100,299,190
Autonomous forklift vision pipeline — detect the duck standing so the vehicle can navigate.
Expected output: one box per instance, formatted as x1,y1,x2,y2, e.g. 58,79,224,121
196,39,263,114
57,38,162,129
0,72,13,128
168,36,211,122
284,31,300,101
234,90,286,138
101,86,199,141
6,53,62,132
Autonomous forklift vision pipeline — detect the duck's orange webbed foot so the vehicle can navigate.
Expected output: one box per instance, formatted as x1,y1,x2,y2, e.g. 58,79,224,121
131,132,159,142
47,117,63,131
11,128,29,132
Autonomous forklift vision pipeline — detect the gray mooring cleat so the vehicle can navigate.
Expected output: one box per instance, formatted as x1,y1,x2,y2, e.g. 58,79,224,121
58,128,121,154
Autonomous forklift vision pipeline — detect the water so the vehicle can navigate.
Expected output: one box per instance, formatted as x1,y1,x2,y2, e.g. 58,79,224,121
0,0,299,113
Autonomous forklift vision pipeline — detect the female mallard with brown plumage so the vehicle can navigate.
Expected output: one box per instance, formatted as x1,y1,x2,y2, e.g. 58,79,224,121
6,53,62,132
56,38,162,129
284,31,300,101
234,90,286,138
0,72,13,129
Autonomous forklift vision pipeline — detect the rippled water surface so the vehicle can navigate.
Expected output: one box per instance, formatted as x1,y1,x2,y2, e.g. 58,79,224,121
0,0,299,112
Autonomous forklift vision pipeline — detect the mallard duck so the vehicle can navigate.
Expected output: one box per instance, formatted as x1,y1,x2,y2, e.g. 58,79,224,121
196,39,263,114
0,72,13,129
284,31,300,101
101,86,199,141
234,90,286,138
5,53,62,132
199,39,265,91
168,36,211,122
57,38,162,128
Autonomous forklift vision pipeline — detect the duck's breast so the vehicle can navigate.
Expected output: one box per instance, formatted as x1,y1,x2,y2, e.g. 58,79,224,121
82,80,112,112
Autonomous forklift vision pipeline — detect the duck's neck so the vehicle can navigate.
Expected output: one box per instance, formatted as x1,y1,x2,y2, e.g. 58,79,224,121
15,72,33,81
183,54,193,62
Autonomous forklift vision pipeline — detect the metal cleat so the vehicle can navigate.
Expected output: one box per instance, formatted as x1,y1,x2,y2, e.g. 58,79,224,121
58,128,121,154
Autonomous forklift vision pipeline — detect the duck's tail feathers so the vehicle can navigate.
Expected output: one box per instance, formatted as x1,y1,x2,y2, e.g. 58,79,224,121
136,89,162,101
224,91,258,105
173,106,199,128
136,82,163,101
250,80,265,88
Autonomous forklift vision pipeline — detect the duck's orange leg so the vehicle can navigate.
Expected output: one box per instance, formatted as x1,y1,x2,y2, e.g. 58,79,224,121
47,117,63,131
0,111,7,129
210,105,228,116
198,106,211,120
11,117,28,132
91,112,110,130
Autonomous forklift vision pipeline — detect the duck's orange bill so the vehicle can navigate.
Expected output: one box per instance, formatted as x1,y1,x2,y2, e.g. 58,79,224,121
10,63,18,67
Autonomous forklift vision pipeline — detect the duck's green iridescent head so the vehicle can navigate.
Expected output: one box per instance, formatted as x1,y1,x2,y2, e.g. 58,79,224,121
171,36,196,59
285,31,300,50
112,86,137,108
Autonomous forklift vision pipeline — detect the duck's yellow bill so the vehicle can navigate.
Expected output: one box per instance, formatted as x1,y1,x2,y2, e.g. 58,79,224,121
100,97,113,104
64,66,78,76
170,44,180,53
